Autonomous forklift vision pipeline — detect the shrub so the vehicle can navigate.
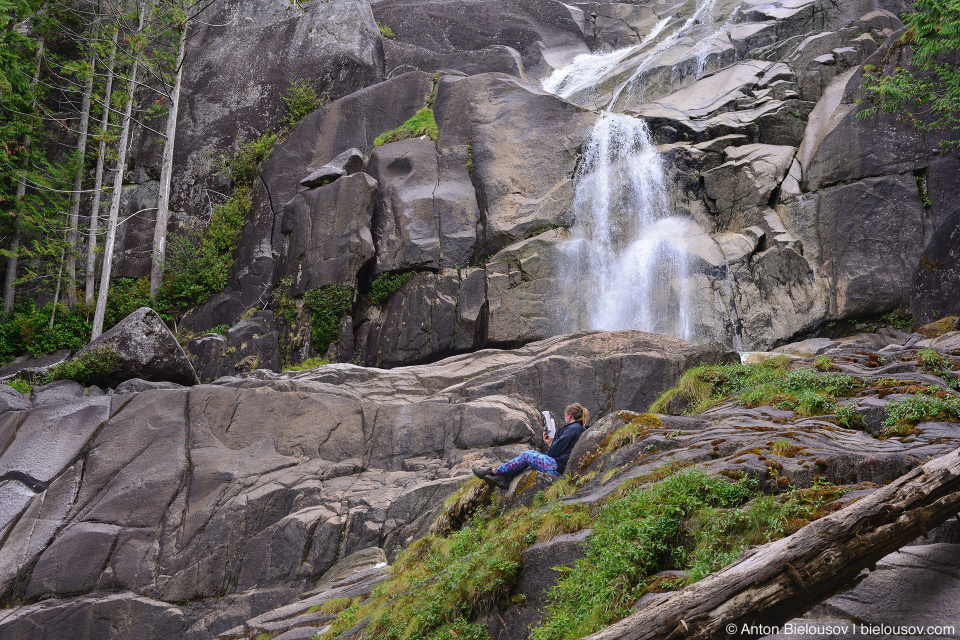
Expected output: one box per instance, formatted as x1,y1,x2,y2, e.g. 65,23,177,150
373,108,438,147
45,347,121,386
303,285,354,353
368,271,417,306
223,133,277,187
283,79,323,128
164,186,252,309
883,393,960,429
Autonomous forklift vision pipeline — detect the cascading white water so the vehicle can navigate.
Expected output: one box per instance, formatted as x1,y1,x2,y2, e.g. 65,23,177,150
545,0,729,342
557,113,698,340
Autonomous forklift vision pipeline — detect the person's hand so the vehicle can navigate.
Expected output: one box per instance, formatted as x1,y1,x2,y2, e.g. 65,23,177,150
543,430,552,446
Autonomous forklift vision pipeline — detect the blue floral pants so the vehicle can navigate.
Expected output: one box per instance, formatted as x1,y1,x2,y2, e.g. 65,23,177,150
493,450,558,476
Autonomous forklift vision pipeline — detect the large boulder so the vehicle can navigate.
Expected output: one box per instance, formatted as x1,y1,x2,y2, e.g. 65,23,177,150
367,138,480,275
70,307,200,388
276,172,378,296
188,311,282,383
434,73,595,254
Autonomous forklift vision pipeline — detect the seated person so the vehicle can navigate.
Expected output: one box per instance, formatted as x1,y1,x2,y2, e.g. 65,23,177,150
473,402,589,489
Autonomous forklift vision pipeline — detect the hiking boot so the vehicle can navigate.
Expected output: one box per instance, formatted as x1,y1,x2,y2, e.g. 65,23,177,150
472,466,511,489
472,466,492,480
485,472,511,490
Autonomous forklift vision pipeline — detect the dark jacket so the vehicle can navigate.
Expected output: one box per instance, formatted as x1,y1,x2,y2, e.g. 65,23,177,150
546,420,585,475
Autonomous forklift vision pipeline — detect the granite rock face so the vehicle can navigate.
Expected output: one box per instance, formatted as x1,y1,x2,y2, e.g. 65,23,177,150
0,330,725,638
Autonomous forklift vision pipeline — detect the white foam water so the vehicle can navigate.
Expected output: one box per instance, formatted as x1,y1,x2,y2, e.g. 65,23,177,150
544,0,731,342
557,113,697,340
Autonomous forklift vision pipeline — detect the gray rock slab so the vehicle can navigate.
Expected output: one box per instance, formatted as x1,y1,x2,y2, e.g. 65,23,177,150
0,395,110,484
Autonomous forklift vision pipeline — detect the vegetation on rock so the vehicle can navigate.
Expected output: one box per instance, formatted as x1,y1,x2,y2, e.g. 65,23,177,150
374,108,438,147
284,79,324,128
44,346,121,386
368,271,417,306
860,0,960,146
318,467,842,640
303,285,355,354
650,357,863,417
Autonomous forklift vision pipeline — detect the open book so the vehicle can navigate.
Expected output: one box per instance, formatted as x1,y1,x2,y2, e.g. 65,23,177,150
541,410,556,439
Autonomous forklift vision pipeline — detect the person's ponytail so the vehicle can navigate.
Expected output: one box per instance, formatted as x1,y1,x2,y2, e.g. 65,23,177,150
564,403,589,426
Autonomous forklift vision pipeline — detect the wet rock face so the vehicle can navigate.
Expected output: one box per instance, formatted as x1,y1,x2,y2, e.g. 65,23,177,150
911,210,960,326
371,0,588,77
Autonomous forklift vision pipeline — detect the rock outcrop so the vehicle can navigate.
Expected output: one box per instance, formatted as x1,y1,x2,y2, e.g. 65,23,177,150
0,330,729,639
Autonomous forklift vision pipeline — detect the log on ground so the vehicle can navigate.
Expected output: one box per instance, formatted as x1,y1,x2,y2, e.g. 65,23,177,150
586,446,960,640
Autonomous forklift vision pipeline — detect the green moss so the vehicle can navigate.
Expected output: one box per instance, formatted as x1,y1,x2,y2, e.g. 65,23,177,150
303,285,354,354
45,347,121,386
368,271,417,306
373,108,438,148
377,21,396,38
283,356,331,372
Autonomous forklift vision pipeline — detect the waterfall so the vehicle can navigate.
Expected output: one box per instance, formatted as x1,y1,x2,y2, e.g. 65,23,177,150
557,113,697,340
545,0,729,343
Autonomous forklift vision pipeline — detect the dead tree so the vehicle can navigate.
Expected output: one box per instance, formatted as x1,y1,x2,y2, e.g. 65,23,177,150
587,446,960,640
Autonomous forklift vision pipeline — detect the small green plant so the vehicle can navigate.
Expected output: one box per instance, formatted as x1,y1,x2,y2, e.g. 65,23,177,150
303,285,354,354
255,634,270,640
883,393,960,429
368,271,417,306
373,108,438,147
283,356,331,372
813,356,834,372
377,21,395,38
208,324,230,336
4,379,31,394
223,132,277,187
917,348,959,388
835,404,866,429
283,79,323,128
45,347,122,386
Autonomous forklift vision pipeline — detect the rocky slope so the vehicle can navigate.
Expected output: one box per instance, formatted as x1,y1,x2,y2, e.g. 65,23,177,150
0,330,733,638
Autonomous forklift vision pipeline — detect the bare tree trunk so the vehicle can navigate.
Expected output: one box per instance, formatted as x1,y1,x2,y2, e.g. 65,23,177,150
91,3,145,340
3,29,46,314
149,21,187,300
65,54,96,308
84,27,118,307
585,446,960,640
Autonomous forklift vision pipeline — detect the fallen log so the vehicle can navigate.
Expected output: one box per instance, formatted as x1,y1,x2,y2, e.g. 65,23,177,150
586,446,960,640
